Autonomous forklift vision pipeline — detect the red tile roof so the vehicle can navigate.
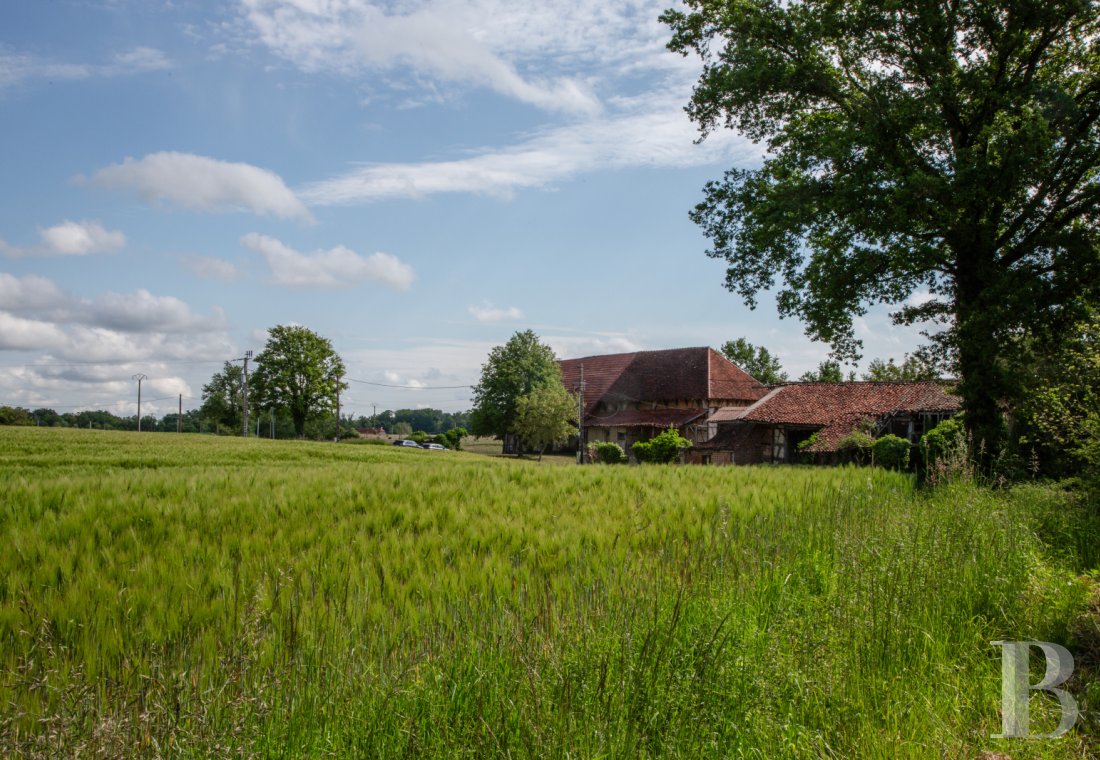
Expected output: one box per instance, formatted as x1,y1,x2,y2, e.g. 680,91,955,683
583,408,706,428
560,347,767,415
739,382,961,452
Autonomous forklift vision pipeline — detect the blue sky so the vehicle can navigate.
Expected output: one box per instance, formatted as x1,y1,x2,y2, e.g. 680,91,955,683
0,0,928,417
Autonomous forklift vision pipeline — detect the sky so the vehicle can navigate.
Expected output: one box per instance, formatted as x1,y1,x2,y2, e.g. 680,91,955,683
0,0,931,419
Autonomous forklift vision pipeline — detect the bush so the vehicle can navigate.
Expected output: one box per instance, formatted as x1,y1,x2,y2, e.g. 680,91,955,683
443,427,468,450
592,441,626,464
872,434,910,470
919,416,970,484
632,426,692,464
837,431,874,464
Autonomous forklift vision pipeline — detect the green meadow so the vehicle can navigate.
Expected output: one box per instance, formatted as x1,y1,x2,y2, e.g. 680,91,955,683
0,427,1097,757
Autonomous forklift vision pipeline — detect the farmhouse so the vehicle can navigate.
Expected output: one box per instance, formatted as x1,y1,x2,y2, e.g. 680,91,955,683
559,347,769,457
690,381,961,465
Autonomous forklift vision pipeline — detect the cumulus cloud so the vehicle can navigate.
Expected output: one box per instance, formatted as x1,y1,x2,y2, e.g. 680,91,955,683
0,273,69,313
241,233,415,290
239,0,603,115
0,312,68,351
182,255,241,281
545,333,644,359
0,272,231,358
89,152,313,221
300,94,755,205
0,220,126,257
0,46,171,89
469,301,523,323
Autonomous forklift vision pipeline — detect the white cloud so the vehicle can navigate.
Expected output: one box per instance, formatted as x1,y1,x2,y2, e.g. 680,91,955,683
0,272,233,362
0,273,69,313
84,290,227,333
89,152,313,221
0,46,171,90
182,255,241,281
469,301,523,323
1,220,126,257
239,0,604,115
0,312,68,351
241,232,415,290
300,92,755,205
545,333,644,359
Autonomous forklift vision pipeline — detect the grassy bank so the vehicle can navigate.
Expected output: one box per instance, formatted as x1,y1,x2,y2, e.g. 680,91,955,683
0,428,1096,757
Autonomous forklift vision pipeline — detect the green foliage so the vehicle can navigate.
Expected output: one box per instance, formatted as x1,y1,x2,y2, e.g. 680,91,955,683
0,406,34,426
470,330,561,439
798,360,846,383
442,427,468,450
369,408,472,435
719,337,788,384
392,421,413,436
863,355,939,382
872,434,911,471
664,0,1100,460
592,441,627,464
837,431,875,464
200,361,245,435
0,427,1096,756
1014,309,1100,489
920,417,970,483
250,325,347,438
513,381,577,460
632,426,692,464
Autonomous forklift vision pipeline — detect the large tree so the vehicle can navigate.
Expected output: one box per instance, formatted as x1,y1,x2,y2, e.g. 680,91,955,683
200,361,245,435
470,330,562,439
514,382,577,461
664,0,1100,459
249,325,347,437
720,337,789,384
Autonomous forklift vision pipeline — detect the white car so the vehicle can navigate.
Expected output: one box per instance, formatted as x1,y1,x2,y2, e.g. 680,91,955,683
421,442,447,451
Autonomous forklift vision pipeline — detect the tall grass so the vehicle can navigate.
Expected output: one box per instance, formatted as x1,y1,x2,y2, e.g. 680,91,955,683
0,427,1095,757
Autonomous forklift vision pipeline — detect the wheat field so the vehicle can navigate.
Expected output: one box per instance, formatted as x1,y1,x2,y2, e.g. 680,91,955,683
0,427,1096,757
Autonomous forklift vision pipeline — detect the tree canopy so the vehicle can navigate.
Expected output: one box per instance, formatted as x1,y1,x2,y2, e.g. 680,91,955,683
862,355,940,382
514,382,577,460
249,325,347,438
664,0,1100,458
200,361,244,435
798,360,847,383
720,337,789,384
470,330,562,439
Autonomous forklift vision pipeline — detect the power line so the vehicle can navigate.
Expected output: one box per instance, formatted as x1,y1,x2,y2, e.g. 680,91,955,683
0,359,226,369
347,378,473,390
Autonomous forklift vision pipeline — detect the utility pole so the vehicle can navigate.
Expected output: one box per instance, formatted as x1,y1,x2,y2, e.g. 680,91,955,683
334,379,342,442
371,402,377,427
178,394,182,433
241,350,252,438
577,364,585,464
132,373,147,431
270,409,275,439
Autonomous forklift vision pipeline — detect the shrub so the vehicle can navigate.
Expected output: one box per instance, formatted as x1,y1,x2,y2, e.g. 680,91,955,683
592,441,626,464
872,434,910,470
919,416,971,485
837,431,874,464
443,427,468,450
632,426,692,464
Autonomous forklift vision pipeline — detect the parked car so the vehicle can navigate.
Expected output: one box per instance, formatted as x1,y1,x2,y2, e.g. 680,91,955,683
421,442,447,451
392,439,422,448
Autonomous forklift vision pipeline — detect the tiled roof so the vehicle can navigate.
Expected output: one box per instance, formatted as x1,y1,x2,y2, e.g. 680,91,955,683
695,422,760,450
560,347,767,415
709,406,751,423
739,382,961,452
583,408,707,429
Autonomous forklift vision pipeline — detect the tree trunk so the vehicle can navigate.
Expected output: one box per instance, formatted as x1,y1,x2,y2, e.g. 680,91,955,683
954,245,1007,470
